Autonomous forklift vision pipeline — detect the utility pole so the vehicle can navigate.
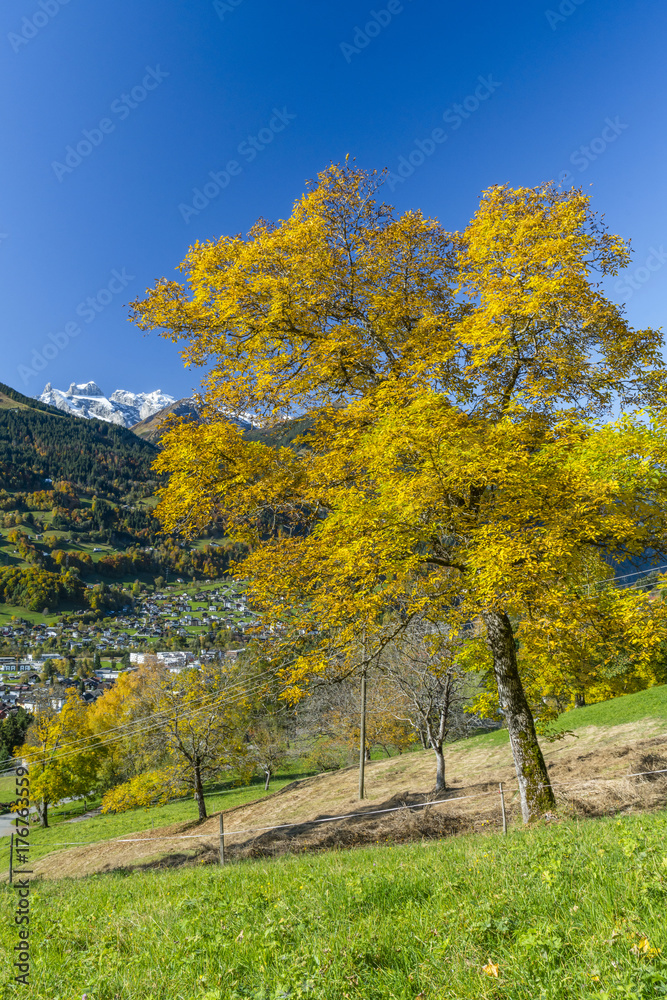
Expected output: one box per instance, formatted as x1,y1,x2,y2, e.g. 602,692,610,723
358,630,368,800
358,667,367,799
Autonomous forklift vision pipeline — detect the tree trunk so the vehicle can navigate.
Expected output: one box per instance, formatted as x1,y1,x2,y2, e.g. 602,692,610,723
433,744,446,793
37,799,48,828
483,610,555,822
264,769,271,791
574,692,586,708
193,763,207,821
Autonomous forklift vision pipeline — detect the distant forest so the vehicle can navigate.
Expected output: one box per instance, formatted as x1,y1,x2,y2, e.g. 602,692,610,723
0,383,247,608
0,382,156,496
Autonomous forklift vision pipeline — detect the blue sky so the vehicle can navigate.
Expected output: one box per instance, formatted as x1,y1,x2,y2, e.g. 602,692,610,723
1,0,665,401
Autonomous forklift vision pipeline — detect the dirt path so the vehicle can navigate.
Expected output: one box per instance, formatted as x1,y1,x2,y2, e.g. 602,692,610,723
32,718,667,880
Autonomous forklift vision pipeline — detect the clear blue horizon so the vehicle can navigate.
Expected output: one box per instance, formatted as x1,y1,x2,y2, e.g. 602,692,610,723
2,0,665,400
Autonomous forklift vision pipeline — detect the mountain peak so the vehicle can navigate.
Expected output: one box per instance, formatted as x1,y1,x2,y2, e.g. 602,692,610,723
37,382,176,429
66,381,104,398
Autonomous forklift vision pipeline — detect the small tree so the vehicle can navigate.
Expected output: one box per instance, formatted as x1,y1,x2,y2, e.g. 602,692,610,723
382,619,475,792
112,661,251,821
21,691,101,826
244,720,290,790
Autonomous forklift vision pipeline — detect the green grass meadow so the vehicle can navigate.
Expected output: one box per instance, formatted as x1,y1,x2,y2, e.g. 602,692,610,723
1,810,667,999
1,686,666,997
552,685,667,730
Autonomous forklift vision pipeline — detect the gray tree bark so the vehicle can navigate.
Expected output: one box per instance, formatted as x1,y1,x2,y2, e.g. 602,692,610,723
193,762,207,821
483,610,555,822
433,744,446,793
37,799,48,828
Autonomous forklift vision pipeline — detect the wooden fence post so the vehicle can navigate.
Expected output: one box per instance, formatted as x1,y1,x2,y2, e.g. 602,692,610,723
219,812,225,866
499,782,507,835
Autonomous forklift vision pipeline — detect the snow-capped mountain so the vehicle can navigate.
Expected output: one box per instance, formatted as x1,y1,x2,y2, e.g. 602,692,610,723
38,382,176,429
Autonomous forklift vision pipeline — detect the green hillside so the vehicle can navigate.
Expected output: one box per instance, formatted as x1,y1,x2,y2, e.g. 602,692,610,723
554,683,667,730
0,380,156,495
0,388,321,619
6,682,667,997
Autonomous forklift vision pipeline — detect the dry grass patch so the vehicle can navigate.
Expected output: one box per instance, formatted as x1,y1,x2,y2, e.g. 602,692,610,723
27,717,667,880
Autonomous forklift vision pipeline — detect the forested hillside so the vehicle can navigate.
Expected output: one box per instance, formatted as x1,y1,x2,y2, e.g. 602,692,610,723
0,382,240,614
0,381,156,496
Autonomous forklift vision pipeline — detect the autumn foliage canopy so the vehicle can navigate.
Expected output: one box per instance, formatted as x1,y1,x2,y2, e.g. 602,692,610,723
132,164,667,819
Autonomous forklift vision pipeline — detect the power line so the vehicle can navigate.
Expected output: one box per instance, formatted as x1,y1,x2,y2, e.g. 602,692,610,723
0,665,285,775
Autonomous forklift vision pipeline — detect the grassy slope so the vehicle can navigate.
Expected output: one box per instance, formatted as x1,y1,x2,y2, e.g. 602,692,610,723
461,683,667,753
0,391,31,411
22,767,320,864
17,683,667,867
1,687,666,997
553,685,667,730
1,811,666,999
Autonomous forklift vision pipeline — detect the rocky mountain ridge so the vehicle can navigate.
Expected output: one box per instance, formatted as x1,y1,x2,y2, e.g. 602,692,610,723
38,382,176,429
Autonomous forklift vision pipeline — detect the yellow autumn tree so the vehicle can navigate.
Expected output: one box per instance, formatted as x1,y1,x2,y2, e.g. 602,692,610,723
131,164,667,821
87,662,153,790
21,690,102,827
101,660,253,821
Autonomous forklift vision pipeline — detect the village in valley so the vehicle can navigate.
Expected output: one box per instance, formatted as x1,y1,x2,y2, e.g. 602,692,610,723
0,581,258,718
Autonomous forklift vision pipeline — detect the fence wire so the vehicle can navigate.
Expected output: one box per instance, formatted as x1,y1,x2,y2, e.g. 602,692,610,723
6,764,664,857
